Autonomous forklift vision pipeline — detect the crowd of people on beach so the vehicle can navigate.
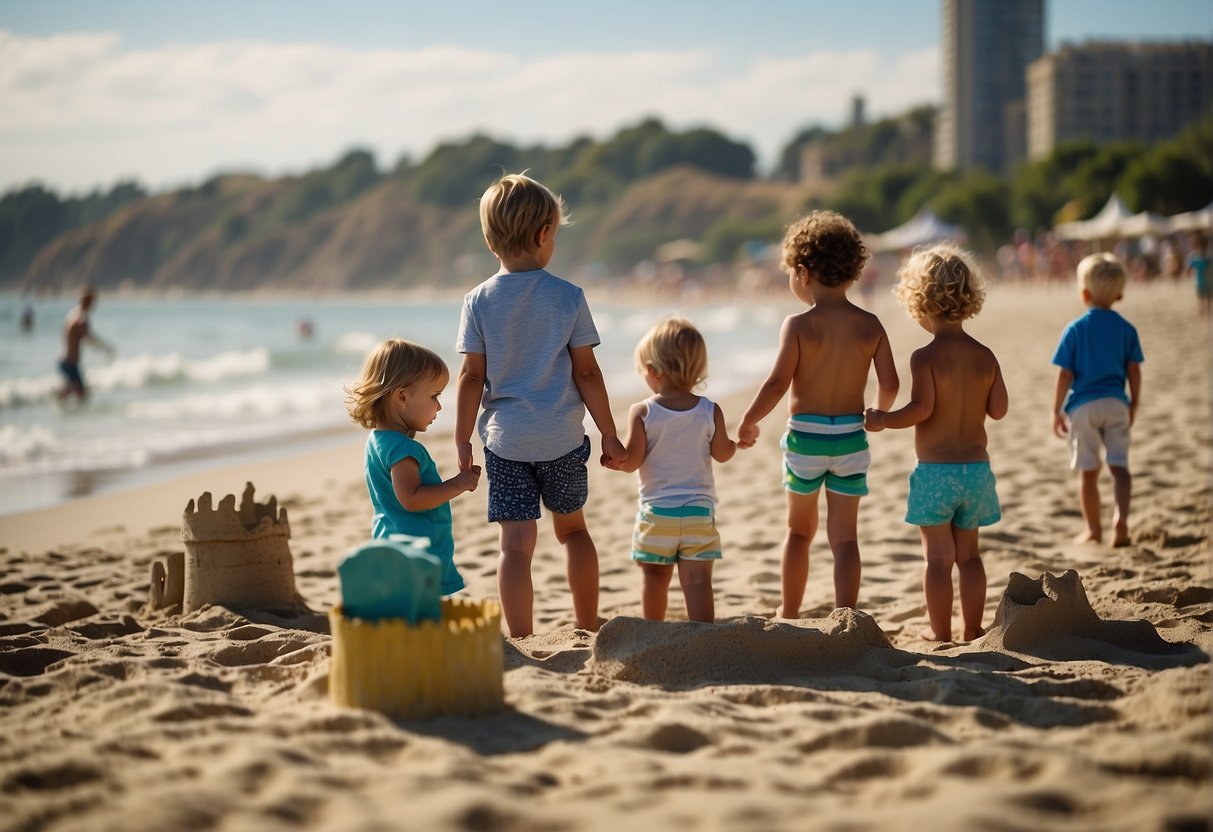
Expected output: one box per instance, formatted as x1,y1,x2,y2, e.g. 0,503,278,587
345,172,1153,642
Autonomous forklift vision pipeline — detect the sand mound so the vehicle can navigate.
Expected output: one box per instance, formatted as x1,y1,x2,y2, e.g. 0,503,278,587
976,570,1203,665
589,607,894,688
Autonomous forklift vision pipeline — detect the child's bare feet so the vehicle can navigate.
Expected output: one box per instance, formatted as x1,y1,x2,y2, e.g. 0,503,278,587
1074,529,1101,544
1112,525,1131,547
919,626,951,643
962,626,985,642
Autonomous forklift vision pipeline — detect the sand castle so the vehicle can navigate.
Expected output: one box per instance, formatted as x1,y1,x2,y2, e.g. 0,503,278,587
149,482,300,613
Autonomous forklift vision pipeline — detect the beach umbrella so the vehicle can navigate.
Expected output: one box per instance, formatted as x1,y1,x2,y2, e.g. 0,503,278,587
872,209,967,252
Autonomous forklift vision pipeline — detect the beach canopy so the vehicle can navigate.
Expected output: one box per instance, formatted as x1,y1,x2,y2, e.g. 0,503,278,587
1167,199,1213,233
872,209,967,252
1054,194,1133,241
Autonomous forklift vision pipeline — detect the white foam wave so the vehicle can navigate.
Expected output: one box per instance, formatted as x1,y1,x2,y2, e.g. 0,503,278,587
125,378,342,421
335,331,379,355
0,424,59,464
0,347,271,409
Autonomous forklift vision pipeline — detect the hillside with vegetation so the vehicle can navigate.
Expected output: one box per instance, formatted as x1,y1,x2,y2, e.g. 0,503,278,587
2,112,1210,293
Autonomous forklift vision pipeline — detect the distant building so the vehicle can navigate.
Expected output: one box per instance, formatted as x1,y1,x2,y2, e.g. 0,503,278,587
1027,41,1213,159
936,0,1045,174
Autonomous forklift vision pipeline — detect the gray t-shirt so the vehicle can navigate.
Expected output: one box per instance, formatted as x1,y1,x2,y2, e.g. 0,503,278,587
457,269,600,461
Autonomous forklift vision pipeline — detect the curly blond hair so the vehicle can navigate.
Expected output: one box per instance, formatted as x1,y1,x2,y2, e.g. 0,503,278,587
479,172,569,257
780,210,868,287
635,317,708,392
345,339,448,429
894,243,986,322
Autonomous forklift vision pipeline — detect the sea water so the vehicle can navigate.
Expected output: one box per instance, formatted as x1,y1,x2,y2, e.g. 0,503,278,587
0,293,785,516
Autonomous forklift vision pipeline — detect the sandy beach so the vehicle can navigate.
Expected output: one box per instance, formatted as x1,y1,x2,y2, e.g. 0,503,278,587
1,280,1209,832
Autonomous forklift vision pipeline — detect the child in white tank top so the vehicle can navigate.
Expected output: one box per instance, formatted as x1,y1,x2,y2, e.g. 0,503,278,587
606,319,737,622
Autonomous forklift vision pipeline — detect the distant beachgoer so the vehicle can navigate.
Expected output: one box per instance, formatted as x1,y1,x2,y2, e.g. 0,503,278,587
865,244,1008,642
57,286,114,404
20,302,34,333
345,338,481,596
297,317,315,339
737,211,899,617
1188,233,1210,318
1051,253,1144,547
455,172,626,637
605,318,737,623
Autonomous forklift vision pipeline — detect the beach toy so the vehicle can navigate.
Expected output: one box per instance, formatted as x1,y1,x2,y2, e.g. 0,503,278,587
329,538,504,719
329,597,504,719
176,482,301,613
337,536,442,624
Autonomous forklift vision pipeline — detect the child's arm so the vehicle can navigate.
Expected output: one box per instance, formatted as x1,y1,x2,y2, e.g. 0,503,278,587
569,345,627,465
987,359,1009,421
610,401,649,473
1126,361,1142,426
455,353,486,472
1052,368,1073,437
738,317,797,447
865,349,934,431
391,458,481,512
872,327,899,411
711,403,737,463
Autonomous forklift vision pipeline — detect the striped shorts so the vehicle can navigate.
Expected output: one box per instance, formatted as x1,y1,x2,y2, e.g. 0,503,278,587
631,503,722,564
780,413,870,497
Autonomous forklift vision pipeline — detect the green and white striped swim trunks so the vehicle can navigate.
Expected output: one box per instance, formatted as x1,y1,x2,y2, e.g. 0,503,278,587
780,413,870,496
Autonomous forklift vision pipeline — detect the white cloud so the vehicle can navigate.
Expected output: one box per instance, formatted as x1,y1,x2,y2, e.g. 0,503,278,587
0,29,938,193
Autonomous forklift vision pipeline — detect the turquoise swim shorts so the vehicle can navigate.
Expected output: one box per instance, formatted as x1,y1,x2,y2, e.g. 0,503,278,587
905,461,1001,529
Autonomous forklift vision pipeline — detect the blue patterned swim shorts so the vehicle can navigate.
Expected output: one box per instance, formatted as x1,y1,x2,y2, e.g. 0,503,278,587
484,436,591,522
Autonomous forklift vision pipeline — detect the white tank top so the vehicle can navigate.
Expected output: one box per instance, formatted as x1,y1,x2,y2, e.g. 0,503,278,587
637,396,717,508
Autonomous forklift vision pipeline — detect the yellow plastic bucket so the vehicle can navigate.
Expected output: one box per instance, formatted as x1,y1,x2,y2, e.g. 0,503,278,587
329,597,504,719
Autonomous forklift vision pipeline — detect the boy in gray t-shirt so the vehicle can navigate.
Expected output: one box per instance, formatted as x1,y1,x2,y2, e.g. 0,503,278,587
455,173,626,637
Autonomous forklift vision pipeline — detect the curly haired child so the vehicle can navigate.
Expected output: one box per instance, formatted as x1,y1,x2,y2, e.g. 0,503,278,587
865,243,1008,642
738,210,899,617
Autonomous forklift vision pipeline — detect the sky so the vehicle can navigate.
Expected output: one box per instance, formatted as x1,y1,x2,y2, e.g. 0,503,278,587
1,0,1210,195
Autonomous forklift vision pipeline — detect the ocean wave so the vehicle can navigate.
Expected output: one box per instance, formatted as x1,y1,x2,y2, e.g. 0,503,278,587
125,378,343,421
334,331,379,355
0,347,271,409
0,424,59,464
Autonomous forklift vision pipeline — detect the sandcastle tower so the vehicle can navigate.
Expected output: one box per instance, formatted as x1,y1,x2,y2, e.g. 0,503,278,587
169,482,300,613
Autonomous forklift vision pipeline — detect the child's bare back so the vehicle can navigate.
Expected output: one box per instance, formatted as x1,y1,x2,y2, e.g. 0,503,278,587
788,301,892,416
909,332,1002,463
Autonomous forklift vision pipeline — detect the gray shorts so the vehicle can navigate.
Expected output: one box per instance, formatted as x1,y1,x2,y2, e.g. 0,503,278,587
1068,398,1131,470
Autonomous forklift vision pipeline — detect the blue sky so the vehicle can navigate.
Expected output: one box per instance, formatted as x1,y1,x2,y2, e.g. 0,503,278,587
1,0,1209,193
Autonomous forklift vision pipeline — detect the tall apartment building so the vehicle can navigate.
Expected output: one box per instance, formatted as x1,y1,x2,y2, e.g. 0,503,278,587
1027,41,1213,159
936,0,1045,173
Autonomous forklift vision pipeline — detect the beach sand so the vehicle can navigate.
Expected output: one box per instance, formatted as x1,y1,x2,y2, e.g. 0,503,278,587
1,281,1209,831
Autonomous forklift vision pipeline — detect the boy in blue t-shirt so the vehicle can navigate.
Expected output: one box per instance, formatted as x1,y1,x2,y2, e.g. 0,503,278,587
455,173,626,637
1051,253,1144,547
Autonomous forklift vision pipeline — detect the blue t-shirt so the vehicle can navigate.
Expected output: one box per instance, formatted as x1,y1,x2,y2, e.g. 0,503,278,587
1051,307,1144,414
364,430,463,594
456,269,600,461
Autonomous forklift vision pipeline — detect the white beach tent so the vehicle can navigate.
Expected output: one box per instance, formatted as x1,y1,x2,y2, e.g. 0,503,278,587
1117,210,1171,239
1167,199,1213,233
1054,193,1133,241
872,209,967,252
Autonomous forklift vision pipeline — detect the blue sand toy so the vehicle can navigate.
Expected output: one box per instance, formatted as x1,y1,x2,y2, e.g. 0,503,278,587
338,535,443,624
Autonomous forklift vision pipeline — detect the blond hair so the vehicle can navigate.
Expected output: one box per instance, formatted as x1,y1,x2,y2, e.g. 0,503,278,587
780,210,868,287
346,339,448,429
895,243,986,322
1076,252,1127,306
479,173,568,257
635,318,708,392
